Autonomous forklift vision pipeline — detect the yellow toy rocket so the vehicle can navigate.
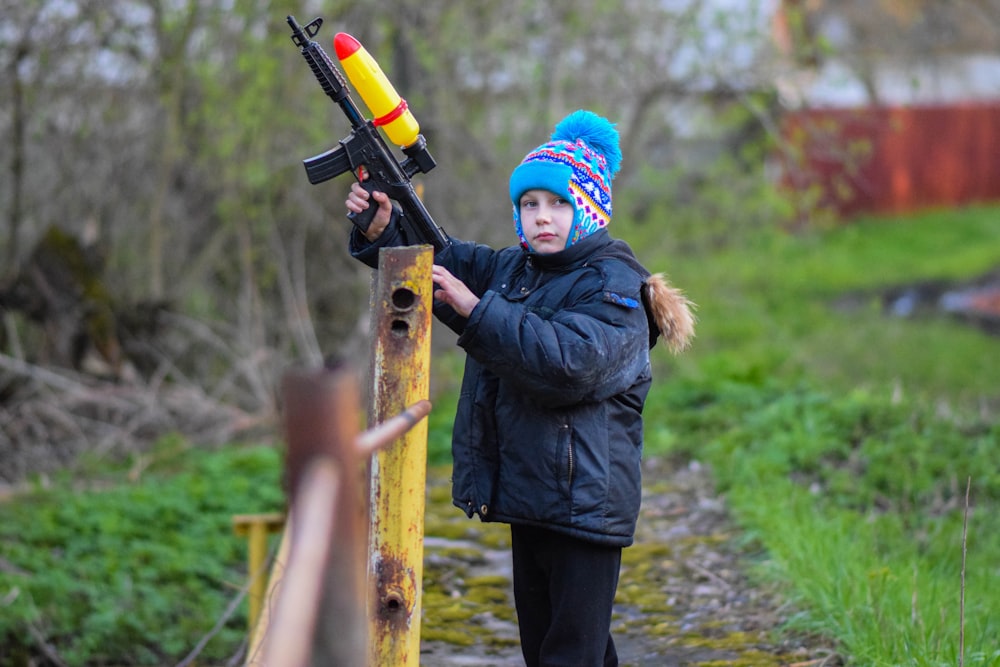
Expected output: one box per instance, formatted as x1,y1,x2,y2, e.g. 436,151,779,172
334,32,421,149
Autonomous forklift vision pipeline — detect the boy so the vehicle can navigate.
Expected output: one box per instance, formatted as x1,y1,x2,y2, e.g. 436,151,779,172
347,110,694,666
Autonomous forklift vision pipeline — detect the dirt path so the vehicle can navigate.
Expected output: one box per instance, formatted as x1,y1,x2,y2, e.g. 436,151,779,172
419,457,836,667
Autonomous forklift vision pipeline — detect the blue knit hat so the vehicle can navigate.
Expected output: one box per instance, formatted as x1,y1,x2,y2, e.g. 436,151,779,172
509,110,622,250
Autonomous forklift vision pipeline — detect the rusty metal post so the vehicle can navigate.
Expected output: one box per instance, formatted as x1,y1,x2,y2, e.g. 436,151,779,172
245,366,431,667
280,366,369,667
367,246,433,667
259,460,342,667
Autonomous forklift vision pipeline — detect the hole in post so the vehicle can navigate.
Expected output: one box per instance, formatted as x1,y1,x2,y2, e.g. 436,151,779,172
391,320,410,336
391,287,416,311
385,591,405,613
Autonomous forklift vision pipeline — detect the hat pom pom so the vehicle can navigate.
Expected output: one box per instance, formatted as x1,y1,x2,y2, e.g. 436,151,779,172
551,110,622,178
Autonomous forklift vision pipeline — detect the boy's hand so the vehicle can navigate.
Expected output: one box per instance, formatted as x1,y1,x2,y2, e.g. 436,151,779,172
432,265,480,318
346,181,393,242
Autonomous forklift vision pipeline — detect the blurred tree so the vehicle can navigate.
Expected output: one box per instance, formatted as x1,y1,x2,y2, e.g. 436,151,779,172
776,0,1000,105
0,226,121,373
1,0,788,410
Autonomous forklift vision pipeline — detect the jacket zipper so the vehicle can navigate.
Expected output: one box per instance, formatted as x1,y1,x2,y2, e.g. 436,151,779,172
566,434,574,490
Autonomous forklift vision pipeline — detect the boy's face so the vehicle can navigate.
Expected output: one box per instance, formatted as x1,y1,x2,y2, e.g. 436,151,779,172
518,189,575,254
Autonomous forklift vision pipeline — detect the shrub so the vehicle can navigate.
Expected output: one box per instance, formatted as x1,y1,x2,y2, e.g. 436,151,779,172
0,444,284,665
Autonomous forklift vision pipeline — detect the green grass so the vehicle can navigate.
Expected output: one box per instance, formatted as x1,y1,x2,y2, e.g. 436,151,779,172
630,203,1000,666
736,480,1000,667
655,374,1000,665
652,203,1000,404
0,442,285,665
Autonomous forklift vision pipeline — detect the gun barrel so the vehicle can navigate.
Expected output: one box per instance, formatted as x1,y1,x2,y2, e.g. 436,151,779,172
288,16,365,128
286,15,308,45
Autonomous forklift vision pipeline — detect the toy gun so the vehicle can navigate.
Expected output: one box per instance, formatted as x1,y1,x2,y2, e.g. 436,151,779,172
287,15,450,252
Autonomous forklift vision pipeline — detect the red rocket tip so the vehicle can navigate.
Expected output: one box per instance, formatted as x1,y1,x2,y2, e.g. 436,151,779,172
334,32,362,60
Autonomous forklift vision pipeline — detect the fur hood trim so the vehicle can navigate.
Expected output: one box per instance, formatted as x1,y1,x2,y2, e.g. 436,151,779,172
642,273,696,354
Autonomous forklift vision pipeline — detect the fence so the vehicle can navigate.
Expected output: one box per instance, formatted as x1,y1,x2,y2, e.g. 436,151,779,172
781,102,1000,218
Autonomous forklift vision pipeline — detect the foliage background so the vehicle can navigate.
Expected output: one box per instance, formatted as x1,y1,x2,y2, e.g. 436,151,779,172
2,1,1000,665
1,0,787,389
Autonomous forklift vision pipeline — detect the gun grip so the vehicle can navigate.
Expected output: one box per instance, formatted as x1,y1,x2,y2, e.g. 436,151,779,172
347,206,375,234
347,180,378,234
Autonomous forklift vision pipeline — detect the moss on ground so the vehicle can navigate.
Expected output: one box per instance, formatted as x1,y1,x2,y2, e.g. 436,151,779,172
419,463,817,665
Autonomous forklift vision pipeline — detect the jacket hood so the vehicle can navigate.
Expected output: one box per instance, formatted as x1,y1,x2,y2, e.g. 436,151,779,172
642,273,696,354
581,232,696,353
522,230,695,353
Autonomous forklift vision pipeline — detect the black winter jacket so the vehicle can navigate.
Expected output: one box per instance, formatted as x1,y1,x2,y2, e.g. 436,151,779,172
351,222,669,547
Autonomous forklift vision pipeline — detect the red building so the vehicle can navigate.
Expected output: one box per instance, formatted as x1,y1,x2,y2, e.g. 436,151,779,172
772,1,1000,218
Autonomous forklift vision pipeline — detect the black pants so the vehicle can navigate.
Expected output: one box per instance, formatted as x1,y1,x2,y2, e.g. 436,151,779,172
510,524,622,667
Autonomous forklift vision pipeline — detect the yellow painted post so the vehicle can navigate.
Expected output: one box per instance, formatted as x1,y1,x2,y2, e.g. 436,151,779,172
244,519,291,666
232,513,286,635
368,245,433,667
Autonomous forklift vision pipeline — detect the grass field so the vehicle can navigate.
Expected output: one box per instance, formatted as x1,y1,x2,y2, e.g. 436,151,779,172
628,203,1000,666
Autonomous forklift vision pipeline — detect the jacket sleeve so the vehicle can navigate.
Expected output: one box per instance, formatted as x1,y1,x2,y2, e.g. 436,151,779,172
347,206,407,269
430,240,501,336
457,270,649,407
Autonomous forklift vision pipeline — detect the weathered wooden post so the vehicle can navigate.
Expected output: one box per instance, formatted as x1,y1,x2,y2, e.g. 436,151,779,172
367,246,433,666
